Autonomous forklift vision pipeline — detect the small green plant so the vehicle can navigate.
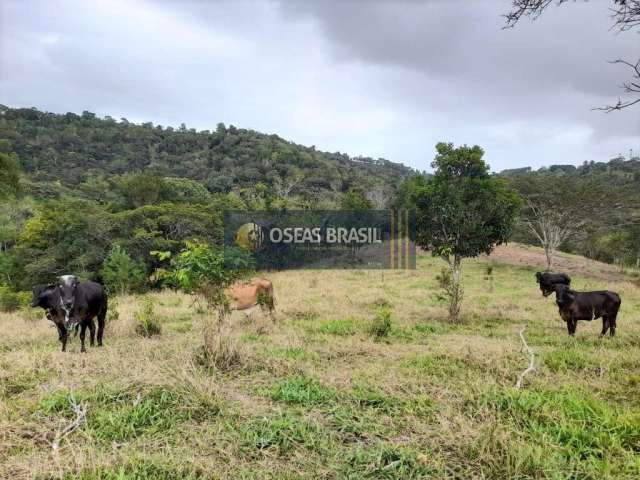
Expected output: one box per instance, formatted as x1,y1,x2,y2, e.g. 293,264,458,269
434,267,464,322
369,305,392,338
134,297,161,337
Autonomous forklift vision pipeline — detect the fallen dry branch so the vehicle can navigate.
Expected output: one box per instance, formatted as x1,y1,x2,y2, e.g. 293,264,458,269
515,326,536,389
49,393,87,451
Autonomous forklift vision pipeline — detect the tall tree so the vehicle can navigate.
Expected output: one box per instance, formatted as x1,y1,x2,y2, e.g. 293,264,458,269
412,143,521,321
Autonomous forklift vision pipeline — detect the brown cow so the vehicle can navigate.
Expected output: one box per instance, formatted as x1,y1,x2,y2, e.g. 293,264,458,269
225,277,275,321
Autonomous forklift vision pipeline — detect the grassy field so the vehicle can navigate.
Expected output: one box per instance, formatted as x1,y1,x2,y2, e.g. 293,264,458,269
1,245,639,479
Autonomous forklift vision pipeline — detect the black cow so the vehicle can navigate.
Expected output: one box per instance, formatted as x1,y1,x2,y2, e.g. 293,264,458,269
57,275,108,352
535,271,571,297
31,284,80,351
554,284,621,337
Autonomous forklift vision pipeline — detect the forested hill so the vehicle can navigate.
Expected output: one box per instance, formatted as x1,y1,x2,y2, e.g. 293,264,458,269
498,156,640,266
0,105,412,206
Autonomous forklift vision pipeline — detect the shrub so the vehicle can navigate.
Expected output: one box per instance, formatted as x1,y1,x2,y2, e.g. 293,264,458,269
369,305,392,338
100,245,147,295
433,267,464,322
0,286,29,312
134,297,161,337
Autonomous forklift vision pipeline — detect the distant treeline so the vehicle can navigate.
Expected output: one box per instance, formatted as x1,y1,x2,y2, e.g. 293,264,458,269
0,106,406,296
0,105,638,303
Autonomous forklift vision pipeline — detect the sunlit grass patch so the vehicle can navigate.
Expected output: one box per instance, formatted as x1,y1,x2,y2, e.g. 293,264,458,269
264,346,319,361
63,461,205,480
315,317,362,336
240,413,332,457
544,347,596,373
270,376,335,406
39,385,222,442
0,364,52,398
402,354,476,377
475,387,640,476
340,442,434,479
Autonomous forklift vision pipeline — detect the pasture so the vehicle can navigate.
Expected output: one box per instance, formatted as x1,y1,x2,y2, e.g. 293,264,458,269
1,245,639,479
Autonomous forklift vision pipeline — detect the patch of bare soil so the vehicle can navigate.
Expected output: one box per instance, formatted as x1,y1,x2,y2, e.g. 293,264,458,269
482,243,632,282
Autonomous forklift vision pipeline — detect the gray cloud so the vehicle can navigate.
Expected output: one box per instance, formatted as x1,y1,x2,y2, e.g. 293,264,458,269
1,0,638,172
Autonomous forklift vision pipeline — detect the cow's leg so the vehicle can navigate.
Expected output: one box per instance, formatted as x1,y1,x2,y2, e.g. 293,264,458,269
58,326,68,352
88,319,96,346
567,318,577,336
601,316,610,336
79,323,87,353
609,313,617,337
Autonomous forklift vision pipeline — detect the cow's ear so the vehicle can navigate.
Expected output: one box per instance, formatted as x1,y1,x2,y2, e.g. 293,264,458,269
535,272,541,283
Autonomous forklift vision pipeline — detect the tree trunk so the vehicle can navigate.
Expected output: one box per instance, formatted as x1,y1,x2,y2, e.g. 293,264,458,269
544,243,553,270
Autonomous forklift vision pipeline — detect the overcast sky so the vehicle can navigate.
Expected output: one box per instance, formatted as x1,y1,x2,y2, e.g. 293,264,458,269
1,0,638,172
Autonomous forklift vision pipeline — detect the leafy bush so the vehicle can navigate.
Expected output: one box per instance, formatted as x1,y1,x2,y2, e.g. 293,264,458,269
369,305,392,338
101,245,147,295
134,297,161,337
0,286,29,312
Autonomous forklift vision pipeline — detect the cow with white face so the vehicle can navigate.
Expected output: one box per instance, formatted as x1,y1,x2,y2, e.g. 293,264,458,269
58,275,80,327
54,275,108,352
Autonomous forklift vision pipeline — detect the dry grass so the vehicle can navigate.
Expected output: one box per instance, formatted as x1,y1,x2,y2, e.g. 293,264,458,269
1,246,639,479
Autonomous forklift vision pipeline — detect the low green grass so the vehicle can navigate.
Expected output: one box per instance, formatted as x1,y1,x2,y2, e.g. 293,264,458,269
2,246,639,478
39,385,221,442
270,376,335,405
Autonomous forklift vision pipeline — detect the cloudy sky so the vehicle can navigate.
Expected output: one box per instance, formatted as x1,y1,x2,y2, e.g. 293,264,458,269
1,0,638,172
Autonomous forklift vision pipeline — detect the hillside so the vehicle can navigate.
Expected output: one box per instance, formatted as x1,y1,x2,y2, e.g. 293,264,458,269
0,105,413,205
498,158,640,266
1,245,638,478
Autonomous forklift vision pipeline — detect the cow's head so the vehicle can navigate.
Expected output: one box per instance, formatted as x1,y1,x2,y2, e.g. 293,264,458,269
31,284,52,308
535,272,556,297
57,275,79,311
554,284,575,307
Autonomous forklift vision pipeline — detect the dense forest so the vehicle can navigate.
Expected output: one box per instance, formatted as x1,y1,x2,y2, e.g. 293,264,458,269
0,106,411,298
0,105,638,306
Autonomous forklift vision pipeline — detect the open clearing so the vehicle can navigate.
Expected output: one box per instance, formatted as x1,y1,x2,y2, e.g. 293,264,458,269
1,245,639,479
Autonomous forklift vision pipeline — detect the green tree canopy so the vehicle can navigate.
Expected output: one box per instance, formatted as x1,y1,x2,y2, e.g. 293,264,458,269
411,142,521,320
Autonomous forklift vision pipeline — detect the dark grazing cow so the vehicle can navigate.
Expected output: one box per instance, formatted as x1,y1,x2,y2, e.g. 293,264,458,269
57,275,108,352
31,284,79,351
535,272,571,297
554,284,621,337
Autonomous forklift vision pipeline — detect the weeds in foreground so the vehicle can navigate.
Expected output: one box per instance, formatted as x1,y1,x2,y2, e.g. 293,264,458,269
369,305,392,339
134,297,161,337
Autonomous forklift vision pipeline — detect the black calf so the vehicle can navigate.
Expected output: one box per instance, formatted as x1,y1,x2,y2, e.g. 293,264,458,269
554,284,621,337
536,272,571,297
